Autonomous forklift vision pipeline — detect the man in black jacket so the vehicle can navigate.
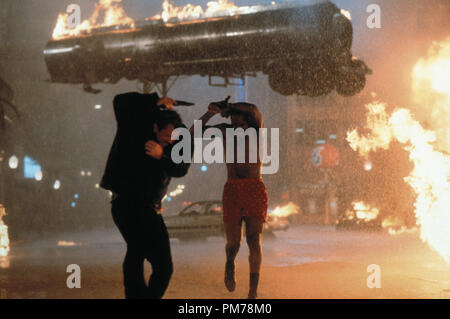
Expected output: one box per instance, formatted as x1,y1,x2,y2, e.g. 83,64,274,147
100,91,190,299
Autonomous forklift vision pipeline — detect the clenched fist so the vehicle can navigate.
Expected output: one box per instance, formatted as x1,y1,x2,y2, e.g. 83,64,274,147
208,103,221,114
145,140,164,159
208,103,230,118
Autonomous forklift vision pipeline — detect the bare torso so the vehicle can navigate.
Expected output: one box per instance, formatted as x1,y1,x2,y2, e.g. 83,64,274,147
194,102,264,181
221,127,262,180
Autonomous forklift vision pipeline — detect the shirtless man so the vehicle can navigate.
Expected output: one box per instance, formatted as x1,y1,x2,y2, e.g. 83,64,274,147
192,100,267,299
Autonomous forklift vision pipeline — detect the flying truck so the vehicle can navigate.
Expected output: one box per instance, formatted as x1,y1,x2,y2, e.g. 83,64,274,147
43,0,371,96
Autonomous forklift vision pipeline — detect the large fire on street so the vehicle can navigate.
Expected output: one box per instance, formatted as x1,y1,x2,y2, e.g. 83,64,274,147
347,37,450,263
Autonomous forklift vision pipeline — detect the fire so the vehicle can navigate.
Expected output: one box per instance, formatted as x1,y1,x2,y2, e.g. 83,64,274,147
57,241,81,247
0,204,10,257
383,215,418,236
150,0,241,22
345,201,379,221
347,104,450,262
411,37,450,153
52,0,259,39
346,38,450,262
52,0,135,39
271,202,300,218
381,215,403,229
346,102,393,157
151,0,204,22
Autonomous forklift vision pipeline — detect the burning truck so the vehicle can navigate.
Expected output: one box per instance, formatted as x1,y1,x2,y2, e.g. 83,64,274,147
43,0,371,96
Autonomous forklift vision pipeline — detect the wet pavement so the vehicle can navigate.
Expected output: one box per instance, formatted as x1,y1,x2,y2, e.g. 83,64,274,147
0,225,449,299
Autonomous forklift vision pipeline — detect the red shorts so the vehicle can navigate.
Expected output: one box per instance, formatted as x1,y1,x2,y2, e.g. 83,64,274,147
222,179,268,223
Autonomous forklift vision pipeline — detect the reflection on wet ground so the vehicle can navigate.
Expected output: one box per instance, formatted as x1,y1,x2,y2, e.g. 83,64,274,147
0,225,449,298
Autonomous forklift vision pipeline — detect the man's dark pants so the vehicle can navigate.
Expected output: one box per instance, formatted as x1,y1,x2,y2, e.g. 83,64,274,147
111,194,173,299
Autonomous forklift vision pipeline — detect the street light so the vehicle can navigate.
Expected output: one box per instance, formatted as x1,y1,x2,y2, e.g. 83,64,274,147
53,180,61,190
34,170,43,181
8,155,18,169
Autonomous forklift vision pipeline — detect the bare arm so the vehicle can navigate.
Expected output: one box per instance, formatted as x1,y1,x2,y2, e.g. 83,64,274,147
189,109,216,135
189,102,230,134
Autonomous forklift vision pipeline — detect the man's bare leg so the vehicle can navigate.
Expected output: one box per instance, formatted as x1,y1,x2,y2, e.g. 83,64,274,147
224,217,243,292
244,216,264,299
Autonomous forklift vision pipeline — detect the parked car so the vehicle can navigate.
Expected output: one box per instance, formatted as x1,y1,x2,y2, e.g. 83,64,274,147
164,200,289,240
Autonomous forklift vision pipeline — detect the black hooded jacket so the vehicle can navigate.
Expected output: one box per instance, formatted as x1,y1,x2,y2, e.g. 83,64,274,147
100,92,190,210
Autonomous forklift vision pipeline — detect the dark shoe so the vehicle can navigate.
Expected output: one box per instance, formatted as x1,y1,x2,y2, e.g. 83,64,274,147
248,273,259,299
224,261,236,292
248,292,257,299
